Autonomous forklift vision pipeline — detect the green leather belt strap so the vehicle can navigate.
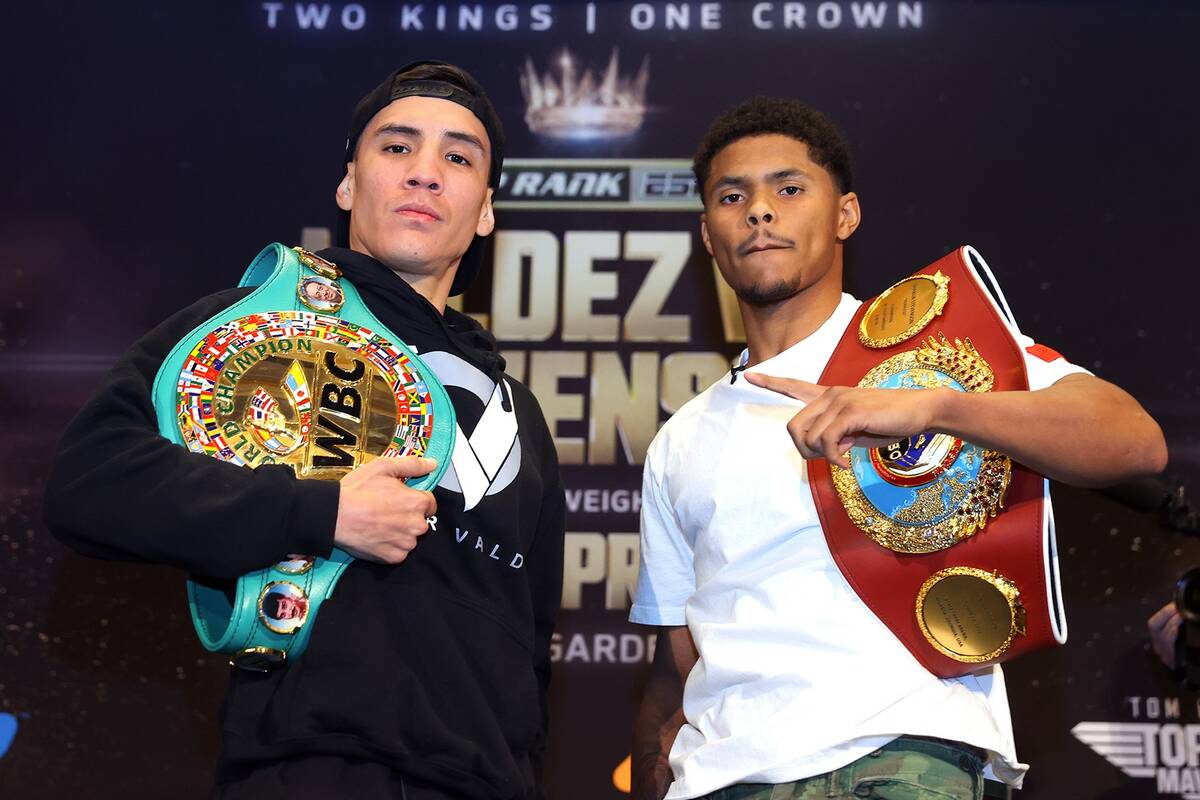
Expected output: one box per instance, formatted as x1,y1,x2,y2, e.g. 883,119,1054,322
150,243,455,670
187,549,354,671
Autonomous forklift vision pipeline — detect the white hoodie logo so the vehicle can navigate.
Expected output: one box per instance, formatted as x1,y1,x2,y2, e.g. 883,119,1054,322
420,351,521,511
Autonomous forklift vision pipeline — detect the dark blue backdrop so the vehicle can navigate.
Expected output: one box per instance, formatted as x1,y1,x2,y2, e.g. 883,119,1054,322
2,2,1198,797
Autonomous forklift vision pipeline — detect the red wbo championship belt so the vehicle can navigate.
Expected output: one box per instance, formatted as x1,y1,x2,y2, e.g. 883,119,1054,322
809,245,1068,678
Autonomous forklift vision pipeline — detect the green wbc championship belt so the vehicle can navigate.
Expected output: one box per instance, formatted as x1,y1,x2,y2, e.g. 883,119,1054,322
150,243,454,671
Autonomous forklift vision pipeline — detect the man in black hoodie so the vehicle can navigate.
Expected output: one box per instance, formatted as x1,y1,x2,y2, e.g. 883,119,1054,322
44,62,565,800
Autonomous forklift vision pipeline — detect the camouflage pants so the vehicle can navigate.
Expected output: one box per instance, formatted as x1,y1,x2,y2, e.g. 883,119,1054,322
696,736,1009,800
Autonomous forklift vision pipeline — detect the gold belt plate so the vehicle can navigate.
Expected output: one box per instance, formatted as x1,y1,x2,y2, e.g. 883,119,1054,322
916,567,1027,663
174,311,436,479
859,271,950,349
830,335,1011,554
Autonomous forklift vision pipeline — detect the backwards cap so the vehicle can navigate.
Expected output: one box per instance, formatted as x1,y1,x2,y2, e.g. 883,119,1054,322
339,60,505,296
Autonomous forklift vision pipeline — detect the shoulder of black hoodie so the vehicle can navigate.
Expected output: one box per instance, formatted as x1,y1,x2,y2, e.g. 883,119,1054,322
43,288,338,579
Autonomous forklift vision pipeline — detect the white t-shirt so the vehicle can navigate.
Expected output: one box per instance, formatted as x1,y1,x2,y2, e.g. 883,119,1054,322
629,293,1088,800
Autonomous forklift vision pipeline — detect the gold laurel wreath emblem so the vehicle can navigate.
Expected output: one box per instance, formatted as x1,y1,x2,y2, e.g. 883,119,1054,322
830,334,1012,554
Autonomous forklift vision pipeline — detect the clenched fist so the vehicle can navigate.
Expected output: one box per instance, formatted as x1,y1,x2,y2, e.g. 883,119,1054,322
334,456,438,564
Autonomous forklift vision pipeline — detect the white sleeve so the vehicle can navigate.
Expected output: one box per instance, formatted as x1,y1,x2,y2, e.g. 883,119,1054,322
1015,333,1092,391
628,438,695,627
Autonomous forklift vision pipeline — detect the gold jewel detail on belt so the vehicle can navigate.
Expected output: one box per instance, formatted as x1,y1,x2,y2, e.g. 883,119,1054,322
830,334,1011,554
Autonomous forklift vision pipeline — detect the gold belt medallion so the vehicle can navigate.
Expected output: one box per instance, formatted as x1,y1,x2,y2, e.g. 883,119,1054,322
830,335,1011,554
859,271,950,349
916,567,1027,663
174,310,436,479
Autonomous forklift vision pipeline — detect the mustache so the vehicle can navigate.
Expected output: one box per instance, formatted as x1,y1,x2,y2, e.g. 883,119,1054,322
735,232,796,257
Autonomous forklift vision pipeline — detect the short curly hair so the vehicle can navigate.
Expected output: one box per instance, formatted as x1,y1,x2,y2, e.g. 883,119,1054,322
693,97,853,199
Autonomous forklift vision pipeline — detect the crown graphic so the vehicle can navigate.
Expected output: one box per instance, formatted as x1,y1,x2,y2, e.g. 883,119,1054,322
520,48,649,140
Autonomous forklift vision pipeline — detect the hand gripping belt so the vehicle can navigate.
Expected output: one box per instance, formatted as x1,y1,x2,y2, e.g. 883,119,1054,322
150,243,455,670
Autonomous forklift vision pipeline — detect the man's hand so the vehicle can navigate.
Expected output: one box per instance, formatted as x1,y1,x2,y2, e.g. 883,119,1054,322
1148,602,1183,670
334,456,438,564
633,627,696,800
744,370,1167,487
743,372,940,468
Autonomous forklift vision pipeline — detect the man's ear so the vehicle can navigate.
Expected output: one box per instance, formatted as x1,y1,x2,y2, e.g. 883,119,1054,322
836,191,861,241
699,213,714,257
476,187,496,237
335,164,355,212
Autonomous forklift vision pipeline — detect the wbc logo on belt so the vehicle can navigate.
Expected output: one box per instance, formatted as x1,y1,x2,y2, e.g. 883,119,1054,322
155,244,454,670
174,310,436,479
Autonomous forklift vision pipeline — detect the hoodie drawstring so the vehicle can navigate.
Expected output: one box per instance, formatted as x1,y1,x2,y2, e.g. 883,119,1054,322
499,378,513,413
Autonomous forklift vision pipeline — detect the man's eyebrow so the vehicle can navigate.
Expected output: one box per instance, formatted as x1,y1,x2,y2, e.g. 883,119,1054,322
372,124,485,156
711,169,811,193
768,168,811,181
443,130,486,155
373,123,422,139
711,175,748,191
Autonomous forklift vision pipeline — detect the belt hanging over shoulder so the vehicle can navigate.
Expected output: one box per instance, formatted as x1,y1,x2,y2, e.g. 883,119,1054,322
150,243,456,670
808,245,1068,677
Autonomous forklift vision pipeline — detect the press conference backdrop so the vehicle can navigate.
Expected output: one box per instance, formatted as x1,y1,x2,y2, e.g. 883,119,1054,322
2,2,1199,797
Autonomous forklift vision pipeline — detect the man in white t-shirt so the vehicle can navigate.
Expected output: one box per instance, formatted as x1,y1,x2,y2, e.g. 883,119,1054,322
629,97,1168,800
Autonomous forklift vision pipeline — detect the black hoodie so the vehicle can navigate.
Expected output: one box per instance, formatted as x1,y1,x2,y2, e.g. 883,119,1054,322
44,248,566,799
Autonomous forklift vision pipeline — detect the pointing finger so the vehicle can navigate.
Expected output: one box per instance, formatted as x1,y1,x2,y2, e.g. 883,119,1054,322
744,372,827,402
